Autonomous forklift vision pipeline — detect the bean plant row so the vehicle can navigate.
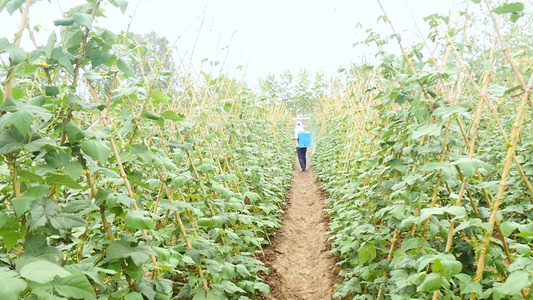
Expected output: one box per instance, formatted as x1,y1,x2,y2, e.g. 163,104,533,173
314,1,533,300
0,1,294,299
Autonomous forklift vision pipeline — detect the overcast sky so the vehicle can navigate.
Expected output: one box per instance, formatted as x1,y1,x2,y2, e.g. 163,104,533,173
0,0,463,82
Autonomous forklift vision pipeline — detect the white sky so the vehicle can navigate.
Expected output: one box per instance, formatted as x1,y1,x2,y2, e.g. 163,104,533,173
0,0,463,83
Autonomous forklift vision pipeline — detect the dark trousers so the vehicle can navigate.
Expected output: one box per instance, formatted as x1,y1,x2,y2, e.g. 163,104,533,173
296,147,307,171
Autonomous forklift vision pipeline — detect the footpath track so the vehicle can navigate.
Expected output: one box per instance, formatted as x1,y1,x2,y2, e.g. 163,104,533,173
261,158,341,299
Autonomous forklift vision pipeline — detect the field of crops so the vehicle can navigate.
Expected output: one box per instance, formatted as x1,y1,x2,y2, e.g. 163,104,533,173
2,0,533,299
0,1,297,299
313,2,533,299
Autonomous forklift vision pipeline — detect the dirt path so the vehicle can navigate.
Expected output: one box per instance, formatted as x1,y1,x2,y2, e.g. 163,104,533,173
260,156,341,300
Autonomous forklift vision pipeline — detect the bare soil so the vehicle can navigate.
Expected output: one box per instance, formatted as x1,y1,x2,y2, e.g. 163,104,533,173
260,156,341,300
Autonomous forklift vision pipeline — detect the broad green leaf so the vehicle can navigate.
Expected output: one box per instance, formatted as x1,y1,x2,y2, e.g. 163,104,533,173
44,149,71,168
492,2,524,14
54,270,95,299
44,32,56,58
11,196,37,217
46,174,83,189
432,105,469,121
500,221,519,238
0,37,26,65
0,270,27,300
89,50,112,68
486,84,508,97
5,0,24,14
50,213,87,230
63,161,84,180
9,111,33,135
29,198,59,230
151,90,172,104
220,280,245,294
106,240,156,266
64,123,87,144
445,206,466,218
51,48,74,74
254,282,270,293
358,242,376,264
452,157,493,178
45,86,60,96
440,259,463,279
106,240,131,261
143,110,160,120
419,207,445,221
124,292,143,300
497,270,529,296
109,0,128,14
81,139,111,163
20,260,70,283
73,13,93,29
117,57,135,78
417,273,443,292
211,215,225,228
412,123,441,139
124,210,155,230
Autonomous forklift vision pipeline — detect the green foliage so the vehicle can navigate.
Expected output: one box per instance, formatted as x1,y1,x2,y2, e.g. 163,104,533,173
257,70,330,116
314,1,533,299
0,1,294,299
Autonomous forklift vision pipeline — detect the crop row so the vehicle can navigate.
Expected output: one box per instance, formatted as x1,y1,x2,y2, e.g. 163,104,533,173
0,1,294,299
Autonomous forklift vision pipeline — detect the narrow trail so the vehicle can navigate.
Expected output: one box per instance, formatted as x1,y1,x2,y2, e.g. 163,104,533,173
260,156,341,300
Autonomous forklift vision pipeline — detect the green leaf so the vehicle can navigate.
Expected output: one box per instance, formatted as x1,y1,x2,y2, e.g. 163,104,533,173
500,221,519,238
497,270,529,296
412,123,441,139
124,292,144,300
89,50,112,68
46,174,83,189
50,213,87,230
417,273,443,292
254,282,270,293
29,198,59,230
452,157,493,177
44,32,56,58
64,123,87,144
0,38,26,65
492,2,524,14
5,0,24,14
106,240,156,266
440,259,463,279
124,210,155,230
109,0,129,14
73,13,93,29
81,139,111,163
151,90,172,104
0,270,27,300
54,269,95,299
12,195,37,217
52,48,74,74
143,110,160,120
358,242,377,264
161,110,185,122
117,57,135,78
45,86,60,96
20,260,70,283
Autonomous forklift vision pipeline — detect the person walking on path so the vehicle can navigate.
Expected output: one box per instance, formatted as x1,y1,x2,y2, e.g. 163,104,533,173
290,121,308,172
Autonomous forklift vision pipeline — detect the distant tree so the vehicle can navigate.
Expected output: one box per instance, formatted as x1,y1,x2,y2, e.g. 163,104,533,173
257,69,330,116
129,31,177,91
